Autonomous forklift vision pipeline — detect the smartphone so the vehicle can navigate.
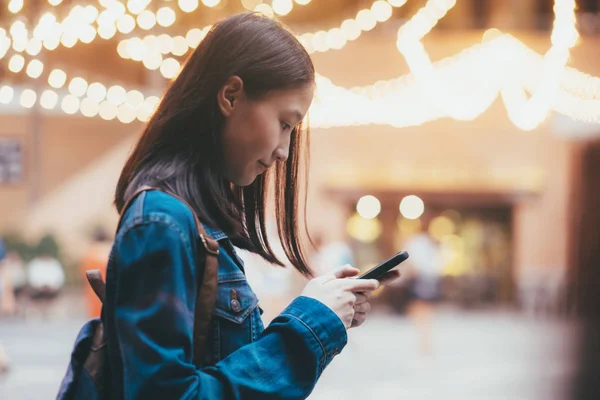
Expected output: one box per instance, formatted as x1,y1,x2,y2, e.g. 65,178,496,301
358,251,409,280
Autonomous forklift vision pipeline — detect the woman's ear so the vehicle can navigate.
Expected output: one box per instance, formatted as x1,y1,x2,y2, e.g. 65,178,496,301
217,75,244,118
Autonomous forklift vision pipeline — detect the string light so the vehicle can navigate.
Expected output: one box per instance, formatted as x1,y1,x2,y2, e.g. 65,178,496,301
40,90,59,109
0,86,14,104
137,10,157,30
8,0,24,14
61,94,80,114
48,69,67,89
272,0,293,16
8,54,25,73
178,0,199,13
202,0,221,7
81,98,100,117
117,14,136,33
25,59,44,78
68,77,89,97
2,0,599,129
160,58,181,79
20,89,37,108
156,7,176,27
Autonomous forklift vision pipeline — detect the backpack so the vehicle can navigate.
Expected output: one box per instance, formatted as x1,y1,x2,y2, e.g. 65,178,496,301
56,186,220,399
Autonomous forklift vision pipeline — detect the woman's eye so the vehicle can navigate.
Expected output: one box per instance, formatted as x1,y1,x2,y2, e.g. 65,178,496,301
281,122,291,131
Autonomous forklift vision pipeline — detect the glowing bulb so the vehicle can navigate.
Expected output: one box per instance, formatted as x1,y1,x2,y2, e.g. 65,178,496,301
127,0,146,15
43,36,60,51
137,10,156,30
82,5,99,23
186,28,204,48
8,54,25,73
255,3,274,17
8,0,24,14
68,77,89,97
40,90,59,109
25,59,44,79
172,36,188,56
178,0,199,13
26,39,43,55
341,19,361,41
241,0,261,10
371,1,393,22
117,104,137,123
399,195,424,220
141,95,160,116
117,15,136,33
272,0,293,16
0,86,15,104
136,96,159,121
312,30,329,52
60,32,78,48
143,52,163,70
356,195,381,219
126,90,144,108
347,214,382,243
157,7,176,27
61,94,80,115
295,0,311,4
48,69,67,88
80,98,100,117
98,24,117,40
160,58,181,79
327,28,346,50
48,0,63,5
142,35,158,50
357,9,377,31
117,40,130,58
12,37,27,52
20,89,37,108
87,83,107,102
387,0,407,7
107,85,127,105
157,34,174,54
127,38,144,61
202,0,220,7
10,21,26,38
79,25,97,44
99,100,118,120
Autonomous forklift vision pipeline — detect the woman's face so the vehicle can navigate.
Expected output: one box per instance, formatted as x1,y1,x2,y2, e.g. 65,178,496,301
218,77,314,186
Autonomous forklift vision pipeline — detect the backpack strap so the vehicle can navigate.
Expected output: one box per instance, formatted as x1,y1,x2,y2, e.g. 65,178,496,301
86,185,220,367
86,270,105,303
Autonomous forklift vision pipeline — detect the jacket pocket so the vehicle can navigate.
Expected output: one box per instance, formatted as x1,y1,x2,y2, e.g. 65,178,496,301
213,278,259,324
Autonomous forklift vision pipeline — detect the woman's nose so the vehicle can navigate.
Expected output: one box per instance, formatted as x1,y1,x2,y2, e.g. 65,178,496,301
273,146,289,162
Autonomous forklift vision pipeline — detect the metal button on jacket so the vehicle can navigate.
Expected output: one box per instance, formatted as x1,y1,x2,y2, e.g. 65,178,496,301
230,289,242,312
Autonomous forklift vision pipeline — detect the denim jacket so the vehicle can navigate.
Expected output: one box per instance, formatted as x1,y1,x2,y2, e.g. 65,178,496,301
103,190,348,399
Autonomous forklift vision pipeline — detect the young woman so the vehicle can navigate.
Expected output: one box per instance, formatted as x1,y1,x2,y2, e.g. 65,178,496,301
104,13,400,399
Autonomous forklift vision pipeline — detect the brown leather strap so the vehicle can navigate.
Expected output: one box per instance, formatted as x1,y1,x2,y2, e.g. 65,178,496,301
90,185,219,367
86,270,106,303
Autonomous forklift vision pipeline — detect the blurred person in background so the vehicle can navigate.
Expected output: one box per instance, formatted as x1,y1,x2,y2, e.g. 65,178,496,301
2,251,27,302
67,13,401,399
27,250,66,303
80,227,113,318
403,223,443,357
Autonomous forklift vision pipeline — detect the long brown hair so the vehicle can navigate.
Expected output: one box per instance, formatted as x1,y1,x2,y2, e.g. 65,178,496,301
115,13,314,277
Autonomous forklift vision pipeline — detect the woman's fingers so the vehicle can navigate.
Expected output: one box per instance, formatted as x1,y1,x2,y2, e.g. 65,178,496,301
355,292,369,305
377,269,402,286
351,312,367,328
353,302,371,313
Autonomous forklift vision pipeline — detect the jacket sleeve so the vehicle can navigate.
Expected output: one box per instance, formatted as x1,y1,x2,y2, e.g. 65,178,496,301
110,217,347,400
